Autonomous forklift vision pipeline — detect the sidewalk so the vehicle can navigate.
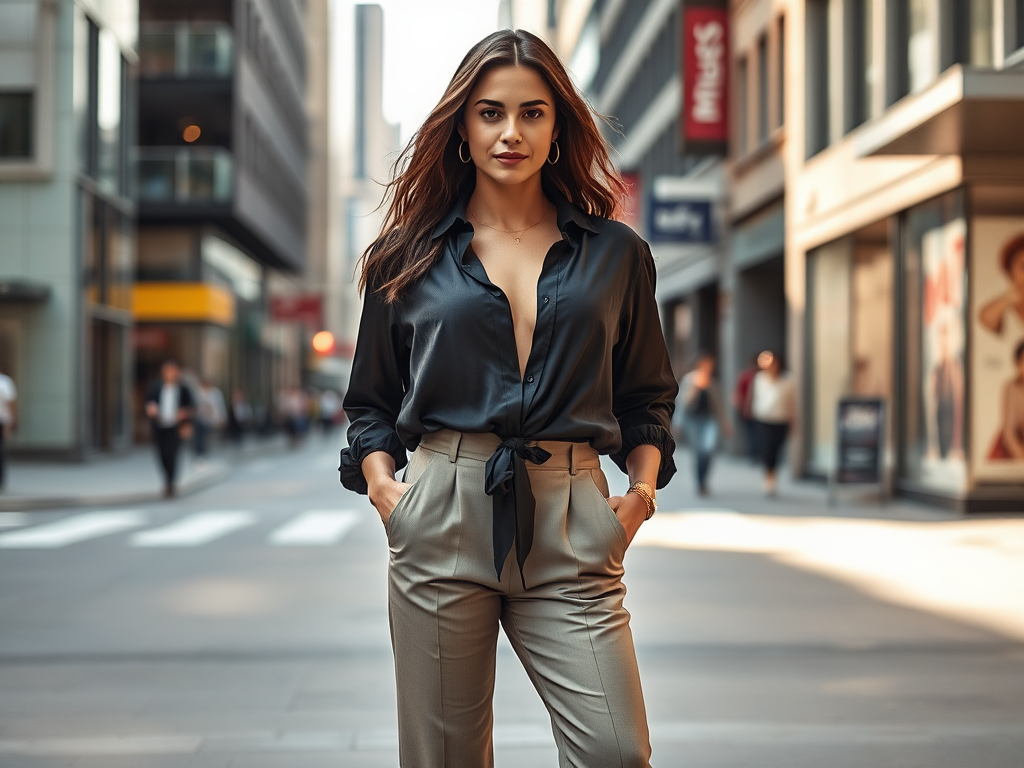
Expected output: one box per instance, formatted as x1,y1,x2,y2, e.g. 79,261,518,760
0,436,292,512
659,450,961,522
646,449,1024,643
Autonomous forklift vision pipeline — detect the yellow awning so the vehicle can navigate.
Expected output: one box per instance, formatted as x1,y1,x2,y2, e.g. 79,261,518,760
133,283,236,327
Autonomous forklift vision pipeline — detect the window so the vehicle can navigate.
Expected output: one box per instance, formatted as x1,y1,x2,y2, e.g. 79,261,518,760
96,28,125,194
900,191,967,492
776,16,785,129
1015,0,1024,56
966,0,992,66
845,0,873,132
0,93,32,158
805,0,830,157
737,56,749,156
885,0,910,104
807,238,852,474
757,35,768,144
943,0,993,68
908,0,938,92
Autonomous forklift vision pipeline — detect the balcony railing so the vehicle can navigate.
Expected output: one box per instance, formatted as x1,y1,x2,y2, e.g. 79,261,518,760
139,23,234,78
135,147,233,203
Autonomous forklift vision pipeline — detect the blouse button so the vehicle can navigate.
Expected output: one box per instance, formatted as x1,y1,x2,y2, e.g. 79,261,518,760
492,289,501,297
526,375,535,383
542,295,550,303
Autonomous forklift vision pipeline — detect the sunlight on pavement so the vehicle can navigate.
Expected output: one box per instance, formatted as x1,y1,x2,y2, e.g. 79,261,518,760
635,512,1024,641
162,579,283,617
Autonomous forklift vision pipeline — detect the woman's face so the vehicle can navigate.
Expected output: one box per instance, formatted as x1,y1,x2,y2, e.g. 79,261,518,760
458,65,558,189
1009,250,1024,291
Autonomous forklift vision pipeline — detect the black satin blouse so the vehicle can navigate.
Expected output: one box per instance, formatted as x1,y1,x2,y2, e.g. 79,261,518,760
339,190,678,579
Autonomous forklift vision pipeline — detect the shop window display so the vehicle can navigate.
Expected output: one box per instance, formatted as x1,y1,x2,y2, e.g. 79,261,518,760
901,191,967,492
971,218,1024,482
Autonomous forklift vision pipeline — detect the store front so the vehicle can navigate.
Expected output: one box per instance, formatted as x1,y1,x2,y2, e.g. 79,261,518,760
804,187,1024,509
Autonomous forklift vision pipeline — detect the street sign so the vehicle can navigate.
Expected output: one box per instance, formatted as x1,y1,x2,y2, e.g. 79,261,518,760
269,294,322,327
648,198,714,243
830,397,887,504
681,0,729,155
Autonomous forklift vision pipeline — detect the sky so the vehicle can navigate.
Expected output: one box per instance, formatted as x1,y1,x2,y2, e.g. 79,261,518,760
373,0,503,145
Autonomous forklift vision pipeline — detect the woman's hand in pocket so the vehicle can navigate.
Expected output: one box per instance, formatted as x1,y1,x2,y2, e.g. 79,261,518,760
606,492,648,547
368,477,411,526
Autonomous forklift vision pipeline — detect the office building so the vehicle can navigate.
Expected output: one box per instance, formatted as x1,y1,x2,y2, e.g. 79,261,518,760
0,0,138,456
133,0,310,433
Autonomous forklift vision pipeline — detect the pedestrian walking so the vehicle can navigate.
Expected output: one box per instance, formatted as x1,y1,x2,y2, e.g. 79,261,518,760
0,368,17,490
318,389,341,435
679,352,729,495
278,385,309,447
339,29,677,768
732,354,759,461
144,359,195,498
194,378,227,459
226,388,252,444
751,351,797,497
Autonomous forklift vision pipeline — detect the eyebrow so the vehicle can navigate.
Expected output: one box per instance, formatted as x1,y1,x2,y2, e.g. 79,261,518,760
474,99,550,108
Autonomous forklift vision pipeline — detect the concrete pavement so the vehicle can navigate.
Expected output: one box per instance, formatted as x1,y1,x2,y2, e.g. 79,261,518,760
0,437,1022,766
0,436,290,511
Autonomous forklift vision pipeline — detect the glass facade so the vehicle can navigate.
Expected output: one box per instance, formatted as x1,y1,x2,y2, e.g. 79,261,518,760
135,148,233,203
96,28,125,195
900,191,967,493
138,23,234,78
77,12,135,451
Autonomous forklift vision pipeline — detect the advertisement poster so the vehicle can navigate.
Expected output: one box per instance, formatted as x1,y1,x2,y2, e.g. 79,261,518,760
971,217,1024,482
920,218,967,489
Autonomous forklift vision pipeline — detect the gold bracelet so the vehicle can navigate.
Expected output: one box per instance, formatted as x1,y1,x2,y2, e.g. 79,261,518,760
627,481,657,520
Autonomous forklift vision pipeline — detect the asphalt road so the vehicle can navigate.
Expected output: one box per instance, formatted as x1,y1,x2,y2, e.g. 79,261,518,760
1,435,1022,767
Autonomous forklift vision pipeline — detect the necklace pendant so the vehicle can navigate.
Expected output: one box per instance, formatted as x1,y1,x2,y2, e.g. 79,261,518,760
514,237,520,244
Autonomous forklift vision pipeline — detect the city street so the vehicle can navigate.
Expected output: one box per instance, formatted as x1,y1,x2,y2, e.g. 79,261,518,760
1,438,1023,767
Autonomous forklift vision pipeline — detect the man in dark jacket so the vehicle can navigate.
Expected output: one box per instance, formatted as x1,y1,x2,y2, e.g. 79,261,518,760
144,359,195,497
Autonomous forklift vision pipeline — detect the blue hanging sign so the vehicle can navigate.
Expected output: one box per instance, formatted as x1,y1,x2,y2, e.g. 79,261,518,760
647,198,714,243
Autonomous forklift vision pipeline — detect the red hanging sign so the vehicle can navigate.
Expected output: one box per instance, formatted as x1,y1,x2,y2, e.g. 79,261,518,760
682,2,729,153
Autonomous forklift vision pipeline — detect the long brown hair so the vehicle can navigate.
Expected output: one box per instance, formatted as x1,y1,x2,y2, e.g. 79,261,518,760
360,29,626,302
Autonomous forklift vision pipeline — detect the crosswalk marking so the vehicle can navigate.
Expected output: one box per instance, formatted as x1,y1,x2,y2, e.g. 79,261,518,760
131,511,255,547
0,511,146,549
268,510,359,546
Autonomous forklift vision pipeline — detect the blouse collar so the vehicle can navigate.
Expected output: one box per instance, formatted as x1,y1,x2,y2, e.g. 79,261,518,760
430,184,600,242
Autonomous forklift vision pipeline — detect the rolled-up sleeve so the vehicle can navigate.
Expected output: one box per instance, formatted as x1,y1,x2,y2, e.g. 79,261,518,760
339,285,408,494
608,242,678,488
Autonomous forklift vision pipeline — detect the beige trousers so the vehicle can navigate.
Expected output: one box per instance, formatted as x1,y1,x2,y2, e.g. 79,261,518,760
386,430,652,768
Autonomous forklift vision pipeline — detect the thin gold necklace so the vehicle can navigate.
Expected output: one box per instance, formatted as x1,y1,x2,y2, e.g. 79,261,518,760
469,205,550,244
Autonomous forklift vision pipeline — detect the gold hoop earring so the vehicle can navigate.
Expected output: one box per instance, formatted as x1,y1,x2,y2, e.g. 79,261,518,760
458,141,472,164
547,141,560,165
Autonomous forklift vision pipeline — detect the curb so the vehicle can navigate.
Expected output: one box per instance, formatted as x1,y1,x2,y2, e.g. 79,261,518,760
0,463,231,512
0,437,292,513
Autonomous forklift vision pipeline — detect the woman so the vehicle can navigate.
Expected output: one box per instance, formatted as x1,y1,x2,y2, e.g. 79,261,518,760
679,352,729,495
979,234,1024,337
339,30,677,767
732,354,759,462
750,352,796,497
988,340,1024,460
